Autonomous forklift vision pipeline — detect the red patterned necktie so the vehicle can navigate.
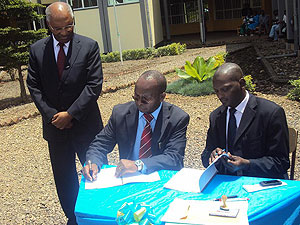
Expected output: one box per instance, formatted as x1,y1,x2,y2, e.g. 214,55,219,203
57,42,66,79
139,113,154,159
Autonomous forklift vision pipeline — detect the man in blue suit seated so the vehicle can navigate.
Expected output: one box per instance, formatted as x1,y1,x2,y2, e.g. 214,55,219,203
83,70,190,181
201,63,290,179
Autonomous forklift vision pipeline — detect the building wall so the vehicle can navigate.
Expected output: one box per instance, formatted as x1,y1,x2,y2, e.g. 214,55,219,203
148,0,164,46
73,8,104,52
107,3,145,51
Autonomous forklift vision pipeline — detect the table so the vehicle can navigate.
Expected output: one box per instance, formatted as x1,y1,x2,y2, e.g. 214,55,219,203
75,166,300,225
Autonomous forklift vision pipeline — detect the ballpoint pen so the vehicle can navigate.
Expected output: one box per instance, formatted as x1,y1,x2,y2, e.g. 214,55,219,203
88,160,93,181
213,195,238,201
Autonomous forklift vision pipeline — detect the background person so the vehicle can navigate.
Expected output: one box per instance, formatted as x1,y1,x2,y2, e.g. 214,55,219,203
83,70,190,180
201,63,290,179
26,2,103,224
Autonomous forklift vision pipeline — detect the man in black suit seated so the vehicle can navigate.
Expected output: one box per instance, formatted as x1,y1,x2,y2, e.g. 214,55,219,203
83,70,190,180
201,63,290,179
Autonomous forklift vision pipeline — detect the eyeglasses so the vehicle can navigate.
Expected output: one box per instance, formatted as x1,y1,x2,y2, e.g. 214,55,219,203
132,95,151,104
49,23,74,32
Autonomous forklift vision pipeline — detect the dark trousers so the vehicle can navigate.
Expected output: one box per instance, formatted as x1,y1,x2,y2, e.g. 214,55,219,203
48,138,90,224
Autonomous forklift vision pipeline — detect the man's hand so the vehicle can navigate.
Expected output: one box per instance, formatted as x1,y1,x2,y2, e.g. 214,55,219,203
209,148,226,164
224,152,250,172
115,159,138,178
51,111,73,129
82,163,98,181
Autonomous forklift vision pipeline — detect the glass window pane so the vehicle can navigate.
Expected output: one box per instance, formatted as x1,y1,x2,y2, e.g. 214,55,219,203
84,0,97,7
71,0,82,9
108,0,139,6
232,9,241,18
215,0,224,10
216,10,224,19
224,10,232,19
232,0,241,9
224,0,232,10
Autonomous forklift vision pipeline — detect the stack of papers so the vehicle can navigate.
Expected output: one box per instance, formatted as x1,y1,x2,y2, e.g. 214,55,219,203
85,167,160,189
161,198,249,225
243,181,287,193
164,154,228,193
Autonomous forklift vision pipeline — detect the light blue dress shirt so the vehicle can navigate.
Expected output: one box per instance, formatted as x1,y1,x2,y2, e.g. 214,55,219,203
132,103,162,173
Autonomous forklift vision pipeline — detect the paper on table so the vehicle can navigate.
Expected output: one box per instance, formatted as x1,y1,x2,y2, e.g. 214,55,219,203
243,181,287,193
85,167,160,189
164,154,227,193
161,198,249,225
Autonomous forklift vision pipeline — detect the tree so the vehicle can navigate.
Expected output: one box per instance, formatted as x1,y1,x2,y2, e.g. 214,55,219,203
0,0,47,102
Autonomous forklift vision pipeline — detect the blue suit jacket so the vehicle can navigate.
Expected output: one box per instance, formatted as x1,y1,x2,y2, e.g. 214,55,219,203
27,34,103,142
86,101,190,174
201,94,290,179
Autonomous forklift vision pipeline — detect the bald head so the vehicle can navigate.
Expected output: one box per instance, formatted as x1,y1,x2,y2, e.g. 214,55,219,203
138,70,167,94
213,63,246,108
45,2,74,23
214,63,243,83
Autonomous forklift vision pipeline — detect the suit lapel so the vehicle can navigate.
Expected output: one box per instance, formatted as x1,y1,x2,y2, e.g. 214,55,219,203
43,36,60,84
60,34,81,83
234,94,257,144
216,106,227,147
125,104,139,158
153,102,169,145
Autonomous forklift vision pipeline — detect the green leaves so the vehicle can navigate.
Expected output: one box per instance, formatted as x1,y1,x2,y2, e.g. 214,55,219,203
176,53,226,83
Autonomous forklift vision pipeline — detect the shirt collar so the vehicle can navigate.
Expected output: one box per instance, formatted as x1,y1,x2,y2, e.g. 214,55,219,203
230,91,249,114
52,34,70,48
138,102,162,120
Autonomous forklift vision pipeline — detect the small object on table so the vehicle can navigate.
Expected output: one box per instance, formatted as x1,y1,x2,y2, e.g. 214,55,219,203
220,195,229,211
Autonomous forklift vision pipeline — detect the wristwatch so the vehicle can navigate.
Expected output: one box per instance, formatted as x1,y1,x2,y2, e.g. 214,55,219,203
135,160,144,172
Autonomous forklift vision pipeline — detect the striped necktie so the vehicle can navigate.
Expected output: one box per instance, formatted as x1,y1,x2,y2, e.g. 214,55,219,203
139,113,154,159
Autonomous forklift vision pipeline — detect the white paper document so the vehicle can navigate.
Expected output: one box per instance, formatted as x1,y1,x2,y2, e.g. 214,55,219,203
85,167,160,189
161,198,249,225
164,155,227,193
243,181,287,193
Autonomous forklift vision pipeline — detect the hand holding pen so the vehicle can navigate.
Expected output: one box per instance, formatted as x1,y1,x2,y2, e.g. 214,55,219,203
209,148,227,164
83,160,98,182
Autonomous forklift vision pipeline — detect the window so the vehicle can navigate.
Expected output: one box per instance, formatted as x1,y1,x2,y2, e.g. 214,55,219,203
107,0,139,7
68,0,97,9
215,0,242,20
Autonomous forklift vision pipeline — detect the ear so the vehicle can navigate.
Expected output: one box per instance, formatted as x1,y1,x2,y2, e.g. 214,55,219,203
239,78,246,88
160,92,166,102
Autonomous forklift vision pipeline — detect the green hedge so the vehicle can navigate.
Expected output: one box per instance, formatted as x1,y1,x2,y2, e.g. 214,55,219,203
287,79,300,101
101,43,186,63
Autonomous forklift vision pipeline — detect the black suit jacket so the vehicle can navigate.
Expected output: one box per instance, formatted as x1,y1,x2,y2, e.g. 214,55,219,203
86,101,190,174
27,34,103,142
201,94,290,179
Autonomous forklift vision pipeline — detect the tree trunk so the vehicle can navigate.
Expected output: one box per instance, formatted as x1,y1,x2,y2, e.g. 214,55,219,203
17,65,27,102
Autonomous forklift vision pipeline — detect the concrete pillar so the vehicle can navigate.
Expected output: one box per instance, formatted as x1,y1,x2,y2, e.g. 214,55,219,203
285,0,294,42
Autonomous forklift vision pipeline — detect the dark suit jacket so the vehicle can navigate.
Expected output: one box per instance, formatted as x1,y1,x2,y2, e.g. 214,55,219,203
86,101,190,174
201,94,290,179
27,34,103,142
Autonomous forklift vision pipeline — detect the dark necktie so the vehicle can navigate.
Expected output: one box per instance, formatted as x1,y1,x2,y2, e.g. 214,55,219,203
57,42,66,79
227,108,237,152
139,113,154,159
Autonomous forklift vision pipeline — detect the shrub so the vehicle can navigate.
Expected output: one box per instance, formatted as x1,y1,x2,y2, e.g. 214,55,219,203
166,78,214,96
175,52,226,83
100,43,186,63
287,79,300,101
244,75,256,93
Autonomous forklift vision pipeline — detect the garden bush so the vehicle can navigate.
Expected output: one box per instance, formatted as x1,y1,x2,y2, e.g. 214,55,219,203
100,43,186,63
287,79,300,101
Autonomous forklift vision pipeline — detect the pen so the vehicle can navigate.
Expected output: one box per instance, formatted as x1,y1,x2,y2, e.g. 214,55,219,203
88,160,93,181
213,195,238,201
226,198,249,202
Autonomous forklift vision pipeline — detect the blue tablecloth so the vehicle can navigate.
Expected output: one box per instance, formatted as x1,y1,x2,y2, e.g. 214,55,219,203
75,166,300,225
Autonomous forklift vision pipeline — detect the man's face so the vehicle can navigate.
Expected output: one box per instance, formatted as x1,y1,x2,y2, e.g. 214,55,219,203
133,78,165,114
48,13,74,43
213,75,244,108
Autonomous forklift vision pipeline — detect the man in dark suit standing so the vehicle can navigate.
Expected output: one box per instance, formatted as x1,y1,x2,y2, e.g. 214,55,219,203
26,2,103,224
82,70,190,180
201,63,290,179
